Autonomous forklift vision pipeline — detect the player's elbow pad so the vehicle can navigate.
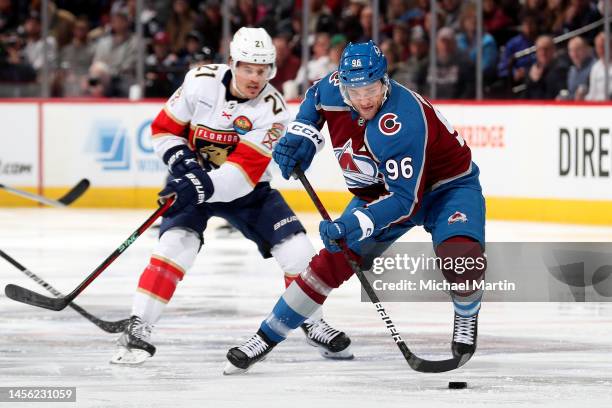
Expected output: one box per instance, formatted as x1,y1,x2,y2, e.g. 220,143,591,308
287,120,325,153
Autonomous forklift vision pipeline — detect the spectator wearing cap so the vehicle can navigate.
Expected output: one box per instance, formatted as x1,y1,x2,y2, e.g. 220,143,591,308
427,27,475,99
166,0,196,55
56,16,95,96
393,26,430,93
0,32,37,85
270,32,301,93
187,46,214,70
524,35,569,99
91,3,137,96
23,11,58,75
328,33,347,67
145,31,180,97
456,3,498,80
565,36,594,100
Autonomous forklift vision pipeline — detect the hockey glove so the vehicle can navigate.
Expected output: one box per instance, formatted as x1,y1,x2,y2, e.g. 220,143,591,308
319,208,375,253
158,168,213,216
163,145,202,177
272,121,324,179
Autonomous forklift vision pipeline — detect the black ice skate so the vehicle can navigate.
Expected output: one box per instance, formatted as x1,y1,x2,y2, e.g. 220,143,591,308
110,316,156,365
301,318,353,359
224,329,276,375
451,312,478,358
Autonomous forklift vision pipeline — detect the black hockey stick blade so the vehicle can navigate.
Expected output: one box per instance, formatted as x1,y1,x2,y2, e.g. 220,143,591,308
294,167,474,373
57,178,90,205
0,178,90,207
4,198,174,312
5,283,68,311
0,249,128,333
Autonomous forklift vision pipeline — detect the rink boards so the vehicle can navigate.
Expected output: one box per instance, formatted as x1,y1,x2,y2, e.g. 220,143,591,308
0,99,611,224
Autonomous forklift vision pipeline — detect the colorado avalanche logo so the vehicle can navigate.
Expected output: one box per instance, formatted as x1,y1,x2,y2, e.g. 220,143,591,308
334,139,382,189
328,71,340,87
448,211,468,224
378,113,401,136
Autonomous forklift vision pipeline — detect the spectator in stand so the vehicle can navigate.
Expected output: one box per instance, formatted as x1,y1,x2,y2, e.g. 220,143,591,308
392,21,411,61
0,33,37,83
380,38,401,78
23,11,57,76
524,35,569,99
144,31,180,98
358,5,377,42
57,16,95,96
306,0,334,34
85,61,111,97
483,0,514,46
338,0,366,43
497,12,539,84
456,3,498,80
441,0,462,31
562,0,601,41
386,0,411,24
188,46,214,69
271,32,301,93
194,0,222,54
393,25,430,93
46,1,76,50
564,36,594,99
542,0,569,36
91,3,137,96
584,31,612,100
401,0,428,28
231,0,267,32
166,0,196,55
0,0,19,34
283,32,334,99
427,26,475,99
328,33,347,67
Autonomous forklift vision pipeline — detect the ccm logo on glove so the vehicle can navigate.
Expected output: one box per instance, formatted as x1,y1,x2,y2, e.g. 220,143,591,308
288,121,325,152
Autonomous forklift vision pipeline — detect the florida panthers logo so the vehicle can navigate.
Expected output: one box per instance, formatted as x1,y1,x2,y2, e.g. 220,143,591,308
379,113,401,136
334,139,383,189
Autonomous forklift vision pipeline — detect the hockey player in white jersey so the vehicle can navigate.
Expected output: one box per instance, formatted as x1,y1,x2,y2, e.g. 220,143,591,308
110,27,352,365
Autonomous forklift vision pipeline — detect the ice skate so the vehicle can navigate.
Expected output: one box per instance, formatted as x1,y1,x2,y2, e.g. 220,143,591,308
224,330,276,375
451,312,478,358
110,316,156,365
301,318,353,359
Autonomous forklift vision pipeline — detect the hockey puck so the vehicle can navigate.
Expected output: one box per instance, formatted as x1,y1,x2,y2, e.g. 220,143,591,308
448,381,467,389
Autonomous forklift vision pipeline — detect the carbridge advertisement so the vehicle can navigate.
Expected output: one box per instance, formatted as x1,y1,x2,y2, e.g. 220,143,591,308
0,103,38,188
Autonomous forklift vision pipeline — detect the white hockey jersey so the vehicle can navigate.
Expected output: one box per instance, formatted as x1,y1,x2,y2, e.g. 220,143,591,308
151,64,290,203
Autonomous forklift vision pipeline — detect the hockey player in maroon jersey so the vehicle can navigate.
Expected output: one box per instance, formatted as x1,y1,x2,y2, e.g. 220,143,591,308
224,40,486,374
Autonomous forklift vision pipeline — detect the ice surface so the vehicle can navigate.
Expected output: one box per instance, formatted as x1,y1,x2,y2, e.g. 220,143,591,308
1,208,611,408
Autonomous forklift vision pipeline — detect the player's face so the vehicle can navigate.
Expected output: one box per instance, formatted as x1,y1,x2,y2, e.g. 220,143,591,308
234,61,270,99
346,81,386,120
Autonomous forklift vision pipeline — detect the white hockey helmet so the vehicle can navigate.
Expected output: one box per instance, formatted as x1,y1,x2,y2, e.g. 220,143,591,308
229,27,277,79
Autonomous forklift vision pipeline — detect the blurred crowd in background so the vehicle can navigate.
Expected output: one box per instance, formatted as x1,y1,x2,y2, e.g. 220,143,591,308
0,0,611,100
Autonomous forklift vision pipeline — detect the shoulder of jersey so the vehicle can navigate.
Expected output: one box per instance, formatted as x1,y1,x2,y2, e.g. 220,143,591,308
184,64,230,86
313,71,346,109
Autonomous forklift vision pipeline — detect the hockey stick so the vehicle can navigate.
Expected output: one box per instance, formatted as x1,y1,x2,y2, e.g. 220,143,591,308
0,249,128,333
0,178,90,207
294,167,473,373
4,198,174,311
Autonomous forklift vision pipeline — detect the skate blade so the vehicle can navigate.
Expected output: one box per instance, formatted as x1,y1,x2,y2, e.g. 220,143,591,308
109,348,152,365
306,339,355,360
223,361,249,375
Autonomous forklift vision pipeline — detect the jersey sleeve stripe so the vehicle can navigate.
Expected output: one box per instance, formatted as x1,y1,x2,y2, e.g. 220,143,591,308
151,107,188,137
226,142,272,185
240,138,272,157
